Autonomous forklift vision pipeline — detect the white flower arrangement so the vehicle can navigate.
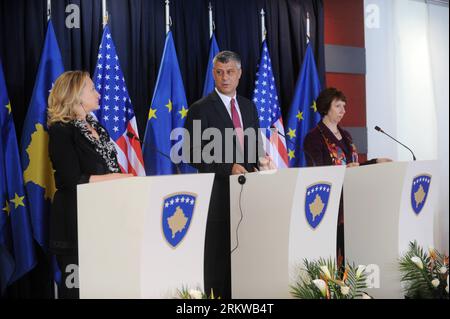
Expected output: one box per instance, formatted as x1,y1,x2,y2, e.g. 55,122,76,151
399,241,449,299
290,258,370,299
176,286,218,299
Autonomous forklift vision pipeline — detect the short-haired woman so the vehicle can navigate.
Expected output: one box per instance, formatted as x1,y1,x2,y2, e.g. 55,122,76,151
303,87,391,269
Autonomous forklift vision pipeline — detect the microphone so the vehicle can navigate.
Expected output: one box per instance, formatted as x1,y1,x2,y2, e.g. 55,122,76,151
127,131,182,174
271,128,317,167
374,126,416,161
126,131,141,143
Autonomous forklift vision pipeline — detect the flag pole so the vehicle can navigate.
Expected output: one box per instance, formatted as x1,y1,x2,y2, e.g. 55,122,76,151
208,2,214,39
102,0,109,27
165,0,171,34
47,0,51,21
260,9,266,43
306,12,310,44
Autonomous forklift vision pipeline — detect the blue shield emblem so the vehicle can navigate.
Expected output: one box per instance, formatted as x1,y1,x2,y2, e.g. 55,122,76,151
411,174,431,215
162,193,197,248
305,183,332,229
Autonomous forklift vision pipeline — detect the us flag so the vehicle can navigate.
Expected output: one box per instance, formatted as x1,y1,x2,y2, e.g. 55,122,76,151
93,26,145,176
252,40,289,168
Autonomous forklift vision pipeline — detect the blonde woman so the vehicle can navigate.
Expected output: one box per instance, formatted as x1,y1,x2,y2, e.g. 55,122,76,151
47,71,132,298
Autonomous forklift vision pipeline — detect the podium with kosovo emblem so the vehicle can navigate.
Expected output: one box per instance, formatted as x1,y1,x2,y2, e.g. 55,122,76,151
229,166,346,298
343,160,439,299
76,173,214,298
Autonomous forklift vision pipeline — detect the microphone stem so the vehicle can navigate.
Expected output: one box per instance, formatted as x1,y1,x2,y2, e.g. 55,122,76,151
382,131,416,161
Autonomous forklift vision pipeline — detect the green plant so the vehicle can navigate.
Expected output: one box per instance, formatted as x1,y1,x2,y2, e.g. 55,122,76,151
399,241,449,299
290,257,370,299
176,286,218,299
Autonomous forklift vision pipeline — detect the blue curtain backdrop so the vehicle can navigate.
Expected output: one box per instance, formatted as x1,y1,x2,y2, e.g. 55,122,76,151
0,0,324,298
0,0,324,140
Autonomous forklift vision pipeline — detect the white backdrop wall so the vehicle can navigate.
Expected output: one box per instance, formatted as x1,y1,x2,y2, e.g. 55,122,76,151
428,2,450,255
365,0,449,252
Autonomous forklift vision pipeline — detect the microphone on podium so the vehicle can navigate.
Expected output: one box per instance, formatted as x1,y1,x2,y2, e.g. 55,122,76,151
374,126,416,161
126,131,141,143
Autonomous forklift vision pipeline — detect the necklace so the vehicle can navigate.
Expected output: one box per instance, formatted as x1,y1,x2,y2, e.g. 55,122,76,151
322,119,342,137
324,122,339,135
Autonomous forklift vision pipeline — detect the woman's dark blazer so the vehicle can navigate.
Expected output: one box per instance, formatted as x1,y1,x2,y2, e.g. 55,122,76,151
48,122,112,255
303,121,377,167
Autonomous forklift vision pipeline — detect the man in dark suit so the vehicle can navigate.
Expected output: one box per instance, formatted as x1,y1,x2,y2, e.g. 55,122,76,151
184,51,265,298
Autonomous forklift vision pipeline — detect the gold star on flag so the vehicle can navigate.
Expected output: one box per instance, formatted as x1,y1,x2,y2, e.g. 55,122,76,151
2,201,10,216
287,128,296,139
311,101,317,112
10,193,25,209
165,99,173,112
296,111,304,121
288,149,296,161
179,106,188,119
148,108,157,120
5,101,12,114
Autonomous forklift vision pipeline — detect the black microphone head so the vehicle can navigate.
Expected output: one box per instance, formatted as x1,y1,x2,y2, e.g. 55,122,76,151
126,131,141,142
374,126,382,132
238,175,246,185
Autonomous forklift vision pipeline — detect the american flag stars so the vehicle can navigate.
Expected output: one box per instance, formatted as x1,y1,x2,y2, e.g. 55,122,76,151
252,40,289,168
94,30,134,141
93,25,145,175
252,46,281,130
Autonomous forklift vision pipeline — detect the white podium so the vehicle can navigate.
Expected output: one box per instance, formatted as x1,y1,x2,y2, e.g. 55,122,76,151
344,161,439,299
77,174,214,298
229,166,346,298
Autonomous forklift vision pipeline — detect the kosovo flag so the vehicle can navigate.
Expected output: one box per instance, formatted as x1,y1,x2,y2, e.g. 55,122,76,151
1,61,36,294
143,32,194,175
286,44,322,167
20,21,64,251
202,33,220,97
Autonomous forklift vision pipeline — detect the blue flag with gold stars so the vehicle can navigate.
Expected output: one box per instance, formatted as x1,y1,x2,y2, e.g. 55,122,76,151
143,32,193,175
286,44,321,167
20,21,64,251
1,60,36,294
202,33,220,97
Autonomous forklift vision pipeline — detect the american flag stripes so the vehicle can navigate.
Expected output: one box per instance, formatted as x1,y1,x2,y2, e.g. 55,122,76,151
252,41,289,168
93,26,145,176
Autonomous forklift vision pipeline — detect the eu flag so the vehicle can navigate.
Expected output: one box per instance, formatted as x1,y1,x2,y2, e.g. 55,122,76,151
143,32,192,175
286,44,321,167
1,61,36,294
20,21,64,251
202,33,220,97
